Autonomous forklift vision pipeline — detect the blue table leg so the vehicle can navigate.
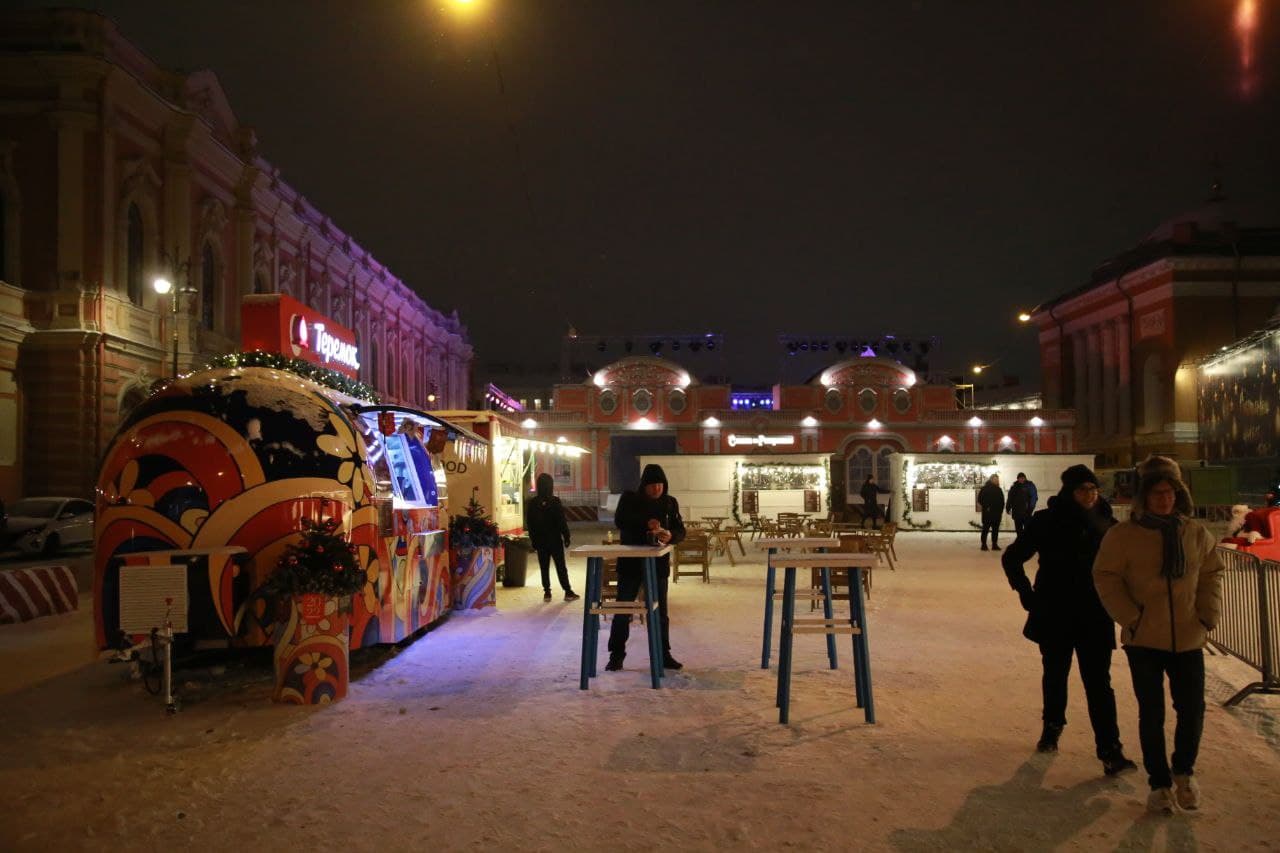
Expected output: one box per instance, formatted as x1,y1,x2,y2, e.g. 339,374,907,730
779,566,797,723
643,556,662,688
580,557,598,690
588,557,603,678
820,566,838,670
850,567,875,723
761,547,777,669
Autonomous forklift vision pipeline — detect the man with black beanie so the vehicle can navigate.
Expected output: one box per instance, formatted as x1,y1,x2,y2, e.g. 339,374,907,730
1001,463,1137,777
607,463,686,672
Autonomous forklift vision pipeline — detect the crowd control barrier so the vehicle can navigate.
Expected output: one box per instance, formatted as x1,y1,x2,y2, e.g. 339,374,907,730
1211,547,1280,706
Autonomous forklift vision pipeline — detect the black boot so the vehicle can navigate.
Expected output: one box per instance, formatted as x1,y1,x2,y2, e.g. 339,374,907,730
662,654,683,670
1036,722,1064,753
1099,744,1138,776
605,654,624,671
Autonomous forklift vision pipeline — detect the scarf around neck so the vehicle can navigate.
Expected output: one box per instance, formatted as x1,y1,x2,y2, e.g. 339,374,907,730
1135,513,1186,580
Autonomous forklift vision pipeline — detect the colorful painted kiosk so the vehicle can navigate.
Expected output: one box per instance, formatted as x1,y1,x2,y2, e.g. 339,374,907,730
94,365,485,653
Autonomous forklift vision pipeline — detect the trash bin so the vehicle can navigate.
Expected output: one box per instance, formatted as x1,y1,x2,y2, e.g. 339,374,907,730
501,536,532,588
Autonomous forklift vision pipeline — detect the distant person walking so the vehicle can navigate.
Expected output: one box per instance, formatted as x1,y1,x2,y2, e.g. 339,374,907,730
1094,456,1224,815
1006,472,1039,537
1001,464,1137,776
525,473,579,602
860,475,887,529
608,464,686,672
978,473,1005,551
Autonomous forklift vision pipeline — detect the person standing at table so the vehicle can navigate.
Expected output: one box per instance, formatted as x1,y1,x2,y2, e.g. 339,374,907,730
525,473,579,603
978,473,1006,551
1093,456,1223,815
1006,472,1039,537
1001,464,1136,775
607,463,686,672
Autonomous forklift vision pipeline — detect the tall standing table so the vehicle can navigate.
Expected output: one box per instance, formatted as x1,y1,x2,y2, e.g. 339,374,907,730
569,543,672,690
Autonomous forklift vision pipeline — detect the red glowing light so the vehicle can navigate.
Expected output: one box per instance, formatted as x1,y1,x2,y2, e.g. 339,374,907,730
1235,0,1260,98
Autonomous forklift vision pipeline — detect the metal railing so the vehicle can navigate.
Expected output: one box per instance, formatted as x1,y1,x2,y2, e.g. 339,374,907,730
1210,547,1280,706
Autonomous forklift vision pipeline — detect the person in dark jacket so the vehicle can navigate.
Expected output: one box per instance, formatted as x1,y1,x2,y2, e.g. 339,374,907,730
1006,472,1039,537
607,463,686,672
525,473,578,602
859,475,888,529
1001,464,1137,776
977,474,1005,551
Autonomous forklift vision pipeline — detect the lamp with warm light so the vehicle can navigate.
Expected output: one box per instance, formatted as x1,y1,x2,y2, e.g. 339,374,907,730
152,250,196,379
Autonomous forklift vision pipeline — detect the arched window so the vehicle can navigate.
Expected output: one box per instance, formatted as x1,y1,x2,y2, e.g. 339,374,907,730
370,338,380,388
876,446,894,484
126,204,144,305
847,446,873,490
200,242,217,331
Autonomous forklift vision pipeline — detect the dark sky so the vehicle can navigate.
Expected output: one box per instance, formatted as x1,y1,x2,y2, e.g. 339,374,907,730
22,0,1280,386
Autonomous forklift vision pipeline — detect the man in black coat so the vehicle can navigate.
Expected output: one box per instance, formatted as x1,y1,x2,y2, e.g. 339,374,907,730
525,473,578,602
608,463,686,671
1001,464,1137,776
977,474,1005,551
1006,472,1039,537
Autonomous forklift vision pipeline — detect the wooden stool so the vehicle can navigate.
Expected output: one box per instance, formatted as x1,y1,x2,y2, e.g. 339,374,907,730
755,536,839,670
768,551,877,724
570,544,671,690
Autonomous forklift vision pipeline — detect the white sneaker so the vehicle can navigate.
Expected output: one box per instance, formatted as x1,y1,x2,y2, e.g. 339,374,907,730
1173,774,1200,810
1147,787,1177,815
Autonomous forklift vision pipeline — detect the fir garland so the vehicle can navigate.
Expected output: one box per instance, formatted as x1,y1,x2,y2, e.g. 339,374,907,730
266,517,366,597
731,465,742,525
204,350,380,402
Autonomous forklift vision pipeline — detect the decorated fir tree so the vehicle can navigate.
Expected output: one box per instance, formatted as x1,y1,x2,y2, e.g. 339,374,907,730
448,489,500,549
269,517,365,597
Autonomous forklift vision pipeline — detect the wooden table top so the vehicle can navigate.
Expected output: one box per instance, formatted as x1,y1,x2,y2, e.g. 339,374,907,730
569,544,674,559
754,536,839,549
767,553,877,568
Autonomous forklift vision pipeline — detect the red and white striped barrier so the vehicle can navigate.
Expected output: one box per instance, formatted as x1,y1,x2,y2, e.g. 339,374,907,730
563,505,600,522
0,565,78,624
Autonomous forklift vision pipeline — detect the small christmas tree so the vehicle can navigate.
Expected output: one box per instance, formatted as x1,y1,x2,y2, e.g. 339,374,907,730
269,517,366,597
449,489,500,549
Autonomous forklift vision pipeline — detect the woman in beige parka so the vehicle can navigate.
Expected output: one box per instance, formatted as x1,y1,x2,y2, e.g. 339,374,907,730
1092,456,1223,816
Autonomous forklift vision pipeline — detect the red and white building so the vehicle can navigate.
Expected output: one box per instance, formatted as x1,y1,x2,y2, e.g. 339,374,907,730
521,354,1075,512
0,10,473,501
1027,194,1280,468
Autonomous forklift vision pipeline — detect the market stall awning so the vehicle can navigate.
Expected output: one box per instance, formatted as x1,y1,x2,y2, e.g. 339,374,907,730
349,404,490,451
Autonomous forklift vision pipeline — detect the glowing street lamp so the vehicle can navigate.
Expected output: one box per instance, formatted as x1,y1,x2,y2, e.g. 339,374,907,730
153,250,195,379
1017,312,1032,323
972,365,984,375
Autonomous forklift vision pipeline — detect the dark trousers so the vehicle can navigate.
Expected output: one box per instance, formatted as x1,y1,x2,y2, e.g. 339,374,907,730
981,515,1001,547
536,544,571,593
1012,514,1030,536
1124,646,1206,790
607,563,671,659
1039,641,1121,756
862,504,881,529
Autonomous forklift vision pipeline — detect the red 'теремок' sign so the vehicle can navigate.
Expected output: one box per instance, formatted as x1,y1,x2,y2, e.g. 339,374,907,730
240,293,361,379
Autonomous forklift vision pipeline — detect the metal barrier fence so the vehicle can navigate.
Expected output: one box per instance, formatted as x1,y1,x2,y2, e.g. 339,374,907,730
1211,547,1280,706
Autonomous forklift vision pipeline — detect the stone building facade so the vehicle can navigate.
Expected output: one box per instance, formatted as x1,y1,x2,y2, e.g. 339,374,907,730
1028,195,1280,468
0,10,472,501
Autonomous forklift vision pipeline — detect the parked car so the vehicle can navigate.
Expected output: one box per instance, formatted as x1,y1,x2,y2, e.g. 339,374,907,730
2,497,94,557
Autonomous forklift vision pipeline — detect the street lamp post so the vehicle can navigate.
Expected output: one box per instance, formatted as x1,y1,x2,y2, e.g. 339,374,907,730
153,251,196,379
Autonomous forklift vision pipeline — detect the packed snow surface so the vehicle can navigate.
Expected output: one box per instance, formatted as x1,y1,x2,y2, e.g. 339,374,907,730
1,531,1277,850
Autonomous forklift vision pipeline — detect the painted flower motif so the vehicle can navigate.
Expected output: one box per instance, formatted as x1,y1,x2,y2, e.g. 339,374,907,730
293,652,333,683
103,459,156,507
358,544,381,615
316,414,373,504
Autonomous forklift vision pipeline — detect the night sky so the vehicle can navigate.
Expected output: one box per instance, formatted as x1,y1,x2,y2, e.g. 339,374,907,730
20,0,1280,386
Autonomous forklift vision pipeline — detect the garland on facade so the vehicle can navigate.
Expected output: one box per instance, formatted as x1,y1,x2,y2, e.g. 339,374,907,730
204,351,380,402
740,462,824,491
900,460,932,529
731,464,743,526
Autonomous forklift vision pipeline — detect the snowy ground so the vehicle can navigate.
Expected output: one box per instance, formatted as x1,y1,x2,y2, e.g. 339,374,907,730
1,530,1278,851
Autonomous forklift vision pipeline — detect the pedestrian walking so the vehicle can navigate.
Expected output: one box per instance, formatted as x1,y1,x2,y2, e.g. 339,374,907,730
1006,472,1039,537
524,473,579,602
1093,456,1224,815
860,475,888,529
1001,464,1137,775
978,473,1005,551
607,464,686,672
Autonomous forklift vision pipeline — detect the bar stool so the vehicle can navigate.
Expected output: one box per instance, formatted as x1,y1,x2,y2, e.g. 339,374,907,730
768,551,877,724
755,536,840,670
569,544,671,690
